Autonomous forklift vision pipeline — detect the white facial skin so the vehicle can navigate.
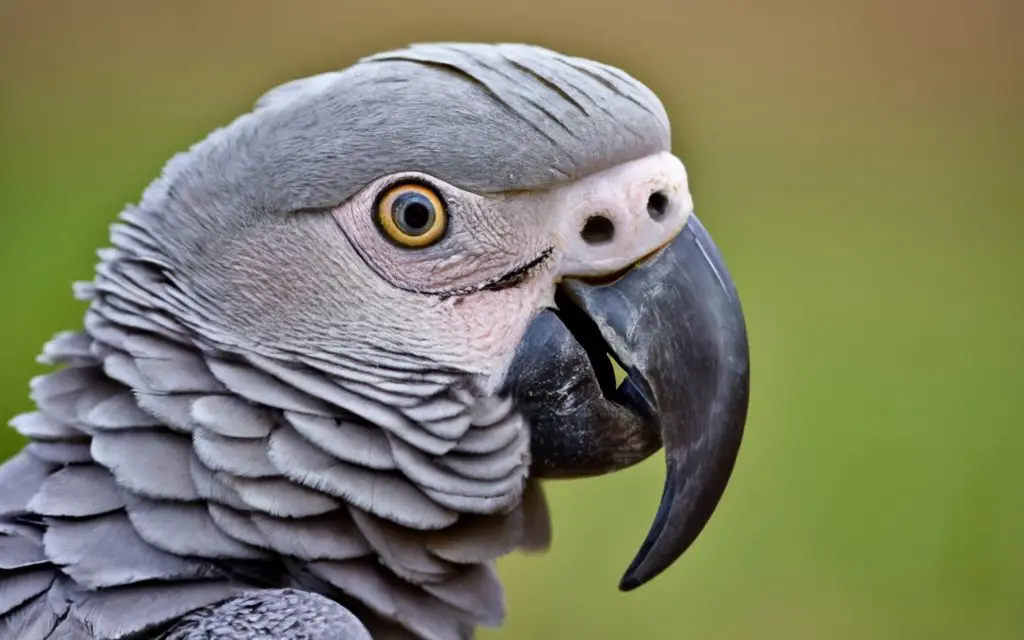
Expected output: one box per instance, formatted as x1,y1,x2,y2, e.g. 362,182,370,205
328,151,693,387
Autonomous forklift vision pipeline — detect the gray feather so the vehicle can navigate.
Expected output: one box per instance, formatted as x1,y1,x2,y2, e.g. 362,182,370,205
349,508,455,584
468,395,513,427
317,347,440,374
309,560,469,640
250,510,372,562
89,338,116,361
101,350,148,389
90,292,185,344
69,580,246,640
84,388,162,429
206,504,270,549
402,398,466,423
0,595,62,639
69,381,134,428
27,464,126,518
0,452,57,515
250,354,456,456
193,429,278,478
387,435,525,512
518,479,552,552
135,356,223,395
188,454,251,511
0,569,53,615
37,331,95,366
84,309,131,350
206,357,335,416
28,367,97,402
439,427,529,481
90,430,200,501
107,217,164,260
43,512,214,588
421,564,505,627
121,332,196,362
113,250,181,296
0,535,47,570
135,392,201,433
284,413,396,470
125,497,267,560
25,441,94,465
452,413,522,455
298,353,458,388
190,395,274,438
8,412,85,441
74,279,97,301
0,521,42,543
29,366,105,424
125,334,226,395
267,425,457,530
419,415,473,442
426,510,525,564
104,252,168,318
222,475,340,518
374,378,450,399
331,378,423,410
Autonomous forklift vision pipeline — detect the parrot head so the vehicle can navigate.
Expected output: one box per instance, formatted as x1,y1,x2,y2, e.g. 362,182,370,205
154,42,749,590
7,42,749,637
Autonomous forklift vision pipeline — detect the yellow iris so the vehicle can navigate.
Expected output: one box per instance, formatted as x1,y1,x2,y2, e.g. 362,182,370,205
376,183,447,248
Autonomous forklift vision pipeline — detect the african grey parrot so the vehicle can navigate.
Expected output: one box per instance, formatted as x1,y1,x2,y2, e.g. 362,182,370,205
0,42,749,639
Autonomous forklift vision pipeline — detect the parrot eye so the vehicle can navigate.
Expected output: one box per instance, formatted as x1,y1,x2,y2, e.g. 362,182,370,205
376,182,448,248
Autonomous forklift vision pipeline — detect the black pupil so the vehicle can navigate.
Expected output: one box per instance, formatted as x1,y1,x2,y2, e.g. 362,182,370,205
394,193,434,235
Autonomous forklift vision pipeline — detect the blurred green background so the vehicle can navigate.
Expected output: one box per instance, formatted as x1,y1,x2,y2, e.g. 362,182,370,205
1,1,1021,638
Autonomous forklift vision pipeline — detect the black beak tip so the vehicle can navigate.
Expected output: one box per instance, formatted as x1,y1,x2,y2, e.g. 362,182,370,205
617,355,749,593
618,574,643,592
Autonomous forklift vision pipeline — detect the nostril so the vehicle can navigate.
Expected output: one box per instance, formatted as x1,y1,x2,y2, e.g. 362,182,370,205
581,215,615,244
647,190,670,220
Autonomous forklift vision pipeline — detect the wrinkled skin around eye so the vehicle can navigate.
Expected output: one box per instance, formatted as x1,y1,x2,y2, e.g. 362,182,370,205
336,173,553,296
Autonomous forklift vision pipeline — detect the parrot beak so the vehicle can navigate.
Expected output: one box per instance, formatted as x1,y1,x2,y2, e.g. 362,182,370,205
506,213,750,592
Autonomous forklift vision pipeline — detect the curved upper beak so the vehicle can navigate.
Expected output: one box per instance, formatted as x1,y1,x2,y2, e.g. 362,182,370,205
506,213,750,591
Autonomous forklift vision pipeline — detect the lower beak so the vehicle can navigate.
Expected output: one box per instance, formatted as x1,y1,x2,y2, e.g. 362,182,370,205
507,213,750,591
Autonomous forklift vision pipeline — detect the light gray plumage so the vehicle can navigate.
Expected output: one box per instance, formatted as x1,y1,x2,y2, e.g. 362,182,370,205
0,42,671,640
0,39,753,640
